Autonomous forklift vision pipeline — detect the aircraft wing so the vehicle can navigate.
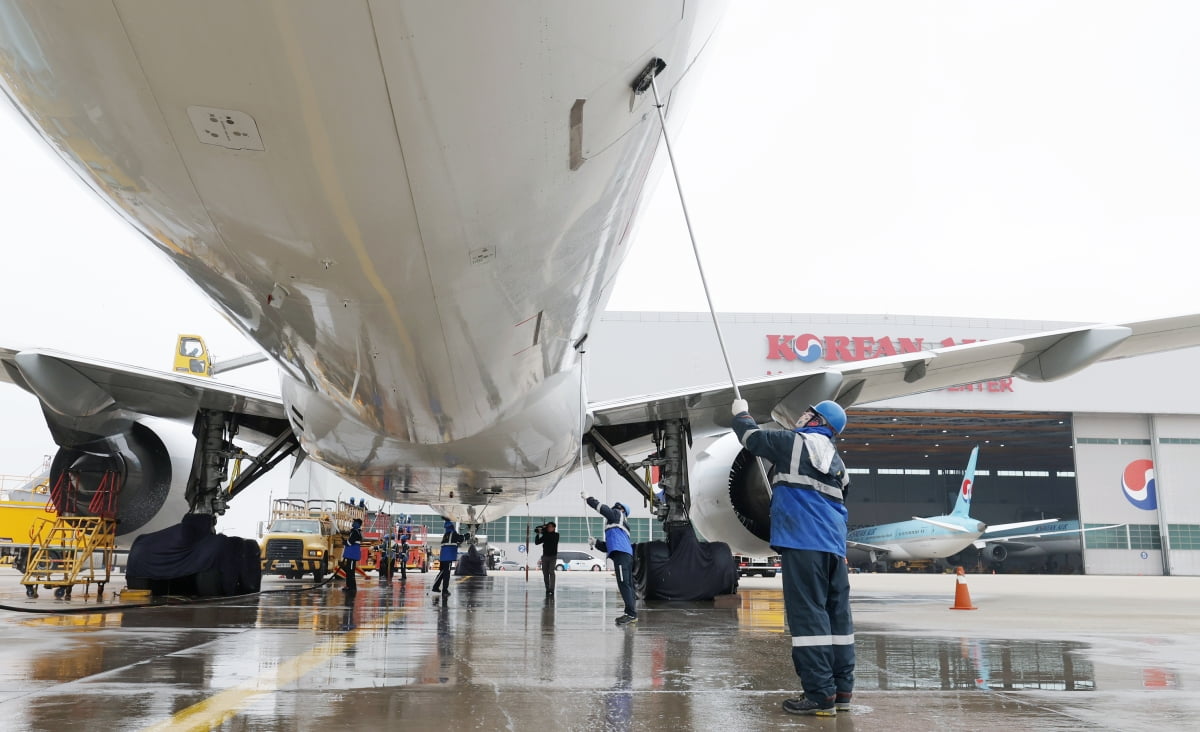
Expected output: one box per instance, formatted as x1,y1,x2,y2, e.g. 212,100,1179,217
0,346,289,445
979,523,1125,544
981,540,1036,552
589,314,1200,435
912,516,976,533
846,540,892,554
983,518,1061,534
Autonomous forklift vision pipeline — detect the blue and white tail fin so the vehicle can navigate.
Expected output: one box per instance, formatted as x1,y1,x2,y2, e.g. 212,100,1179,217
950,446,980,518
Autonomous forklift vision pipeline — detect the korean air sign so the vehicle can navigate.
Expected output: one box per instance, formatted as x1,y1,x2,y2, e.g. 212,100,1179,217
764,333,1014,392
765,334,983,363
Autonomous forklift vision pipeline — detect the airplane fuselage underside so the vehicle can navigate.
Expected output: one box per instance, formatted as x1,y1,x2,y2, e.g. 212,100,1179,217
0,2,725,514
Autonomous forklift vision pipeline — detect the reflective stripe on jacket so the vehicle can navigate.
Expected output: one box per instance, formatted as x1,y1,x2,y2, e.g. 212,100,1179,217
731,412,850,555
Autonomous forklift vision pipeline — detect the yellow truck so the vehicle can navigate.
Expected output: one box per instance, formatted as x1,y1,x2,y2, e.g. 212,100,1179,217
0,474,56,568
259,499,364,582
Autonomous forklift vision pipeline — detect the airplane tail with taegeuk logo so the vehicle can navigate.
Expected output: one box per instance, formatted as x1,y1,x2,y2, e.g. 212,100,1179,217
950,446,980,518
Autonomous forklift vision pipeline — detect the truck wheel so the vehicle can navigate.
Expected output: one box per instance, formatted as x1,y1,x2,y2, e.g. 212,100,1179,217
765,571,776,578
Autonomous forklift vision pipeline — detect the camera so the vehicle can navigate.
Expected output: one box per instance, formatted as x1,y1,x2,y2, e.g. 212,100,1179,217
535,524,547,533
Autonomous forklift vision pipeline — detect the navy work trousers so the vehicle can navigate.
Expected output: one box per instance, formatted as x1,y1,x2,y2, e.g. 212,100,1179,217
611,551,636,617
780,547,854,703
432,562,453,592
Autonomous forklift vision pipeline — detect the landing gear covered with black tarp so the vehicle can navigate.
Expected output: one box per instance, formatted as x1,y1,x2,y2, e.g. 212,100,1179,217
126,514,261,596
454,544,488,576
634,523,738,601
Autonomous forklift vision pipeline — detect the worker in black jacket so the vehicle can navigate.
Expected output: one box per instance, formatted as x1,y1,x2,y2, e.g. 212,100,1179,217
342,518,364,593
534,521,560,595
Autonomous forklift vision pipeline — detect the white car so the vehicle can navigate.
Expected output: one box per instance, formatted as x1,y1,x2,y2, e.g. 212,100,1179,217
555,551,606,572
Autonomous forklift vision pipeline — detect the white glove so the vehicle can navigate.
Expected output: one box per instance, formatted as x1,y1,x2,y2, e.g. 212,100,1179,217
732,398,749,415
580,490,588,500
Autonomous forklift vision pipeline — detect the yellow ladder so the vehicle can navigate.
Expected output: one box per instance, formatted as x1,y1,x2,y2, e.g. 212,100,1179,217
22,516,116,599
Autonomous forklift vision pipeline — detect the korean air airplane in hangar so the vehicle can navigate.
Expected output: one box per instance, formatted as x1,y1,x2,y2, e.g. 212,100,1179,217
2,1,1200,598
845,446,988,567
839,446,1053,569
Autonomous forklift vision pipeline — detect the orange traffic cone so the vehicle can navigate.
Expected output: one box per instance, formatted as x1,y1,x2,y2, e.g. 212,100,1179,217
949,566,977,610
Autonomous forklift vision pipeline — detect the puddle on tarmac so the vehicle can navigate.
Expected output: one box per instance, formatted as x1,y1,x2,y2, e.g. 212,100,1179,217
858,635,1095,691
736,591,1184,695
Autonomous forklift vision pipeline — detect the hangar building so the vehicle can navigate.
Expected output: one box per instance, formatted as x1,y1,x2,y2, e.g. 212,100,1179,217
389,312,1200,577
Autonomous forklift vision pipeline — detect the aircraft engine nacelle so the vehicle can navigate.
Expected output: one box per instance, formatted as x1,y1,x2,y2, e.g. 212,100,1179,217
49,417,196,544
987,544,1009,563
689,432,775,557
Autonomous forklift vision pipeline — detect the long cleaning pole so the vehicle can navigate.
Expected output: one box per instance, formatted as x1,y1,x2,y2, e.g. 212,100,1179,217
642,64,775,496
647,74,741,400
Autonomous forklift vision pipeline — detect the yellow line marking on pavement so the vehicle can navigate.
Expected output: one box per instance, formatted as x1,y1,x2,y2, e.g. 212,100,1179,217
142,600,408,732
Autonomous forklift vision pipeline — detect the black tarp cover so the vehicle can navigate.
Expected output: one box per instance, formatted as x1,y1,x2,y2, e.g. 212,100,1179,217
127,514,226,578
455,544,488,576
634,524,738,601
129,514,258,590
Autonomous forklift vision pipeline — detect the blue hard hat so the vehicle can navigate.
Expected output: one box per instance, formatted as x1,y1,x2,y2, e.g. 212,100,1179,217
613,502,628,514
811,400,847,434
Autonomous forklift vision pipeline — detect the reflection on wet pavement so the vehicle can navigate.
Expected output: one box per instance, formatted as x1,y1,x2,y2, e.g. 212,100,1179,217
0,571,1196,731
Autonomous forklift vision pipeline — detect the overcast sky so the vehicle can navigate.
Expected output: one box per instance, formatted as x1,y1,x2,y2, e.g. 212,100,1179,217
2,2,1198,528
607,1,1200,320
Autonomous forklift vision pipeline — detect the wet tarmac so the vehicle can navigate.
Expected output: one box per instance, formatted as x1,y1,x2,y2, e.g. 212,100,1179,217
0,567,1198,731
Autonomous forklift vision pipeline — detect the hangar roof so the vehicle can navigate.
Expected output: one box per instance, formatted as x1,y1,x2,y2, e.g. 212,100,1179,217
838,408,1074,473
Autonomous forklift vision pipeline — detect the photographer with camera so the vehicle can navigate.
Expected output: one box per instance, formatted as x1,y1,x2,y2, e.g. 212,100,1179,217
534,521,559,596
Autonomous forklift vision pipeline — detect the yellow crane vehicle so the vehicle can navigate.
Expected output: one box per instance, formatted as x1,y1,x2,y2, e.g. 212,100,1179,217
260,499,364,582
172,334,268,379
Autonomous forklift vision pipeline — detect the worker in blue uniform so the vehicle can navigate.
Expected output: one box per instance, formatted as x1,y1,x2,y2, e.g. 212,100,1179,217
583,492,638,625
432,519,465,597
342,517,364,593
731,398,855,717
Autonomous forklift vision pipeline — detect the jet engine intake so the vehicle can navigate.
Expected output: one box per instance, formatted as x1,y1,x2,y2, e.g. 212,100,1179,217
689,432,775,557
48,417,196,541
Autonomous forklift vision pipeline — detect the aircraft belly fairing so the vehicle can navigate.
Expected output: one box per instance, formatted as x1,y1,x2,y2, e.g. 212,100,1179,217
283,366,587,515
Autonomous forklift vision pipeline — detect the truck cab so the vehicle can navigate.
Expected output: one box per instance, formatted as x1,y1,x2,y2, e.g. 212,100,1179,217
260,499,362,581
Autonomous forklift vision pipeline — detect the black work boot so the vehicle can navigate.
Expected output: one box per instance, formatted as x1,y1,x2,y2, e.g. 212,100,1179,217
782,696,835,717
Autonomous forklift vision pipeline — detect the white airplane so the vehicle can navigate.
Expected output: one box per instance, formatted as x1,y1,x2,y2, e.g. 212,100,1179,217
830,446,1058,569
2,3,1200,596
975,519,1125,567
840,446,988,567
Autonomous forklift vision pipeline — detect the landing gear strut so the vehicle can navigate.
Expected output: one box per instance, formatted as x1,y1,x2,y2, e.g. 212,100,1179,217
586,419,737,601
126,409,299,597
